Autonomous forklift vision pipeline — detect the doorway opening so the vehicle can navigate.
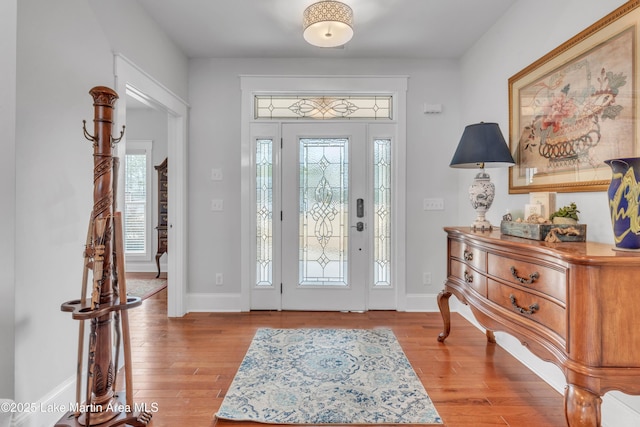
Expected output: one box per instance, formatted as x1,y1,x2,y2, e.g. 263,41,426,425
114,54,188,317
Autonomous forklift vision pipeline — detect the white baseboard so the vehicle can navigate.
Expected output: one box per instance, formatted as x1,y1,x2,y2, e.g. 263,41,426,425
403,293,441,312
602,393,640,427
186,292,242,312
0,400,13,427
12,375,76,427
184,292,441,313
123,261,165,273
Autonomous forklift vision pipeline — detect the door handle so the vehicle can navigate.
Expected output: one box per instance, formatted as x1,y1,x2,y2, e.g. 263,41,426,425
351,221,364,232
356,198,364,218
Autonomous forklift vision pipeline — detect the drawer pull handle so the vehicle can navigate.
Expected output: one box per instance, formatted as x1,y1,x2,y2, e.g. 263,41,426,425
464,271,473,283
510,266,539,284
509,294,539,315
463,249,473,261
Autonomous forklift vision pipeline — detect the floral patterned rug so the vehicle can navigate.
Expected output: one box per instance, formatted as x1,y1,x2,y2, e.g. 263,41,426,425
215,328,443,424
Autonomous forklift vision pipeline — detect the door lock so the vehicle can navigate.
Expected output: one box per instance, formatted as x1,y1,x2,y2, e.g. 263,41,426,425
356,198,364,218
352,221,364,232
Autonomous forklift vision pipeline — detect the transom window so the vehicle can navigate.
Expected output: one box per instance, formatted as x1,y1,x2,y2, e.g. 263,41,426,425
255,95,393,120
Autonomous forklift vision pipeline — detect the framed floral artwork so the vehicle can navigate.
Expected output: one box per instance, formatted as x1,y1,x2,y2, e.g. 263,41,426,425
508,0,640,193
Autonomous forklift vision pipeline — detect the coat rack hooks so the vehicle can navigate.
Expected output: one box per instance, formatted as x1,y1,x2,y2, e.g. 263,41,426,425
111,125,125,145
82,120,97,143
83,120,126,146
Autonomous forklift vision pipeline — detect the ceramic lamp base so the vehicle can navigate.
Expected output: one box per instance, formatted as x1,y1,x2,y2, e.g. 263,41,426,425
469,170,495,231
471,219,493,231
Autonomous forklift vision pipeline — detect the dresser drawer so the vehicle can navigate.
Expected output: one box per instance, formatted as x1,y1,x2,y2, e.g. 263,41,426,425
450,239,486,272
487,279,566,341
450,259,487,296
487,253,566,304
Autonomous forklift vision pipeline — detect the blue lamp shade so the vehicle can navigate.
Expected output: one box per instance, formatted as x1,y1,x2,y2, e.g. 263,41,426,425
450,122,515,168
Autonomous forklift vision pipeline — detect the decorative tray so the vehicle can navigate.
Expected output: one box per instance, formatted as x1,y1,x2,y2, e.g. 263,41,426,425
500,220,586,242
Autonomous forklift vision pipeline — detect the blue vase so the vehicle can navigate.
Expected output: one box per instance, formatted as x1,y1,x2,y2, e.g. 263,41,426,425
604,157,640,250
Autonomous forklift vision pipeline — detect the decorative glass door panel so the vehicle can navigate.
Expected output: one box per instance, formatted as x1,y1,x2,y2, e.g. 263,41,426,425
256,139,273,287
373,138,391,287
299,137,348,287
282,123,367,311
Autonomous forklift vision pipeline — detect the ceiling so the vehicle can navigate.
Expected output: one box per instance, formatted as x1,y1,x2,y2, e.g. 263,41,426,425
135,0,517,60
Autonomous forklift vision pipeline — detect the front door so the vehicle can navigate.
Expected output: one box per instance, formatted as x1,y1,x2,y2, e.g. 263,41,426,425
281,123,369,311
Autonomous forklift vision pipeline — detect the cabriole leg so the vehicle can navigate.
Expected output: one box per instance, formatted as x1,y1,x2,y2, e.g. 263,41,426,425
437,290,452,342
564,384,602,427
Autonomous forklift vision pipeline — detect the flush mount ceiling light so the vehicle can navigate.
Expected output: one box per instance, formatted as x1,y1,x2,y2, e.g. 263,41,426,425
303,1,354,48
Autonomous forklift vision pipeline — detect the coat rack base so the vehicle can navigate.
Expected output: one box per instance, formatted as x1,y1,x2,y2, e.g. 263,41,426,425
54,393,152,427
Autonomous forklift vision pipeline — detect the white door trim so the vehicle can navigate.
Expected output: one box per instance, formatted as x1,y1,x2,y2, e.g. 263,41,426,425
114,53,189,317
240,75,408,311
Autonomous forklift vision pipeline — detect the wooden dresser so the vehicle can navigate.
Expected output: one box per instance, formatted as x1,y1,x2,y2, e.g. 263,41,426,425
154,158,168,278
438,226,640,427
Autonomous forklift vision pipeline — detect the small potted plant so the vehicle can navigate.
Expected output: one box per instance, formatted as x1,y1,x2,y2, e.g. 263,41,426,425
550,202,580,225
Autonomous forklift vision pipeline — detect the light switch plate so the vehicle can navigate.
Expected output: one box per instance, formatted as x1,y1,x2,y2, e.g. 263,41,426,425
211,168,223,181
424,198,445,210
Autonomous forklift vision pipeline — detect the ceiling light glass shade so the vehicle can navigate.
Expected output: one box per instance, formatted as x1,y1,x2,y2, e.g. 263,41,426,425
303,1,353,48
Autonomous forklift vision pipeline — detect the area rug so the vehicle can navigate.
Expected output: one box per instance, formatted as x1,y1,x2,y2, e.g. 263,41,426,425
125,278,166,300
215,328,443,425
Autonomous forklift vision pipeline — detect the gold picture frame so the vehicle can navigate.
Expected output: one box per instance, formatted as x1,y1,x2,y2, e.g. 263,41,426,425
509,1,640,194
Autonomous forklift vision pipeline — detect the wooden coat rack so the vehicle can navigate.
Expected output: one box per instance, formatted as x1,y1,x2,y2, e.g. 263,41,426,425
56,87,151,426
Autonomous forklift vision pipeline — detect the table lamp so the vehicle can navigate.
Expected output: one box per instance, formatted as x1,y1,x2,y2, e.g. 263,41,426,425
450,122,515,231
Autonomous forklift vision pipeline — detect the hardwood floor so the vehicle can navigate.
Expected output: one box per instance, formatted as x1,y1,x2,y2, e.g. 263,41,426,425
124,286,566,427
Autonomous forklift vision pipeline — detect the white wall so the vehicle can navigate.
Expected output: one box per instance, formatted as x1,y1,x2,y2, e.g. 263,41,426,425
15,0,114,413
459,1,640,425
88,0,189,101
187,58,462,300
0,0,17,400
458,0,627,238
13,0,187,424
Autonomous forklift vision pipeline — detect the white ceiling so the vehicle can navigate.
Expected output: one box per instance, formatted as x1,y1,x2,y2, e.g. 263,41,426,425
135,0,517,59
